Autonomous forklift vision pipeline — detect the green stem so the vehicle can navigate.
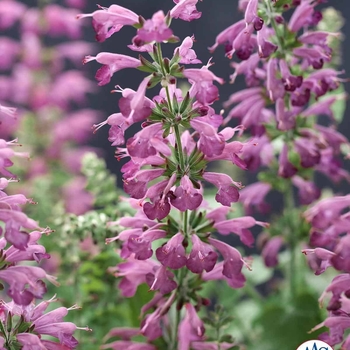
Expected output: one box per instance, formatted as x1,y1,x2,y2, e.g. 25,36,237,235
156,42,166,76
265,0,285,55
285,181,297,298
174,125,185,171
245,279,264,302
171,268,186,350
183,210,188,237
165,86,173,113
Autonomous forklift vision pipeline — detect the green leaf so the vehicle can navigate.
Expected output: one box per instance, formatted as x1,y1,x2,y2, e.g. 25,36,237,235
253,292,324,350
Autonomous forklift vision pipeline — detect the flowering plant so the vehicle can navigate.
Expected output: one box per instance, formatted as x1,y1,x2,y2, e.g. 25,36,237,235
0,0,349,349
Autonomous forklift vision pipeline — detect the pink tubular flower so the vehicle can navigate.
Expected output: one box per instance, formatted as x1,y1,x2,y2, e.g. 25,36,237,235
186,234,218,274
190,118,225,157
178,303,205,350
214,216,268,247
170,175,203,211
302,247,335,275
184,60,224,105
84,52,140,86
146,265,177,294
156,232,187,269
77,5,139,42
202,172,242,206
0,265,56,305
170,0,202,22
175,36,202,64
137,11,173,44
262,236,284,267
208,20,246,53
208,238,249,280
111,258,158,297
239,182,271,214
304,195,350,230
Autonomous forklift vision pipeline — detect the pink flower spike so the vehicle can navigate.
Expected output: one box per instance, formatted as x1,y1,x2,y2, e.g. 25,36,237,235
170,0,202,22
77,5,139,42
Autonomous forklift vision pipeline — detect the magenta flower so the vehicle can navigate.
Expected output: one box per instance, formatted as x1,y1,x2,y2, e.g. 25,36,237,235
202,172,241,206
208,238,249,282
111,258,158,297
187,234,218,274
190,118,225,157
127,226,166,260
175,36,202,64
77,5,139,42
178,303,205,349
239,182,271,214
302,247,335,275
262,236,284,267
170,175,203,211
170,0,202,22
156,232,187,269
0,265,55,305
214,216,267,247
292,175,321,205
208,20,246,53
146,265,177,294
0,0,27,30
84,52,140,86
136,11,173,44
184,61,224,105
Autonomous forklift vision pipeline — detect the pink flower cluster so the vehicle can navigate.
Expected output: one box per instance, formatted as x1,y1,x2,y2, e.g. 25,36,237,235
0,0,98,215
303,196,350,348
0,295,90,349
210,0,349,269
0,135,86,348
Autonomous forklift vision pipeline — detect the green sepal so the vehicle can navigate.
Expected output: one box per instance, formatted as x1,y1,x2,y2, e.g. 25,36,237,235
172,94,179,113
6,312,12,333
170,64,184,78
138,55,158,73
162,127,171,138
167,35,180,44
0,320,6,336
148,74,162,89
170,48,181,67
163,58,170,74
14,321,32,335
165,11,172,27
288,150,301,167
179,92,192,114
152,45,160,64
